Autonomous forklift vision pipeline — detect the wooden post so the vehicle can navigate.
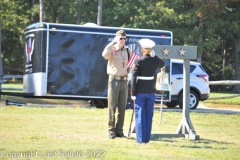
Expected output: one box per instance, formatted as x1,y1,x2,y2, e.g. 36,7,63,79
153,45,199,140
0,21,4,100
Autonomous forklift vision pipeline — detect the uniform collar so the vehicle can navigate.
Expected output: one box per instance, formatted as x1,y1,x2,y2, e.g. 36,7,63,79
144,54,151,57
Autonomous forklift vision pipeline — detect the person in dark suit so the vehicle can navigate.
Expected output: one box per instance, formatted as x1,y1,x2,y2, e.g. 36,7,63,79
130,39,165,143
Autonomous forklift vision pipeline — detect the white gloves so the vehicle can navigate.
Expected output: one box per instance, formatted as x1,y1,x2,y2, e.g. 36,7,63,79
150,50,155,57
112,36,121,43
131,96,136,101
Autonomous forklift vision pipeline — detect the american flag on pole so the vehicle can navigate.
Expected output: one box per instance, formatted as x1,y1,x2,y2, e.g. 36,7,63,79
127,44,140,68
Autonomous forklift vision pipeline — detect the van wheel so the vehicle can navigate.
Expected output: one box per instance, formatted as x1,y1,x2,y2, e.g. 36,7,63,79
166,102,178,108
178,90,199,109
91,100,107,108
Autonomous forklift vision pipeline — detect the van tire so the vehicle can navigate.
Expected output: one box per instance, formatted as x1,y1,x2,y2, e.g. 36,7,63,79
178,90,199,109
166,102,178,108
92,100,107,108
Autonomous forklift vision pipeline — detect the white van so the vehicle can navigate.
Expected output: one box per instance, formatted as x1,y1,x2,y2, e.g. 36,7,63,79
166,59,210,109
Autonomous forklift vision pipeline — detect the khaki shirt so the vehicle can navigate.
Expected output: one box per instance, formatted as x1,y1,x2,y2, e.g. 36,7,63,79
102,42,132,76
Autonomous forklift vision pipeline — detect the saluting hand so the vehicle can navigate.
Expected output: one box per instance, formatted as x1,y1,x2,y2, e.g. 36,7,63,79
112,36,121,43
131,96,136,101
150,50,155,57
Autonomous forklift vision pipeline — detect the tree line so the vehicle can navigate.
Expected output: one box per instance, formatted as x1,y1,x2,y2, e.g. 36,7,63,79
0,0,240,92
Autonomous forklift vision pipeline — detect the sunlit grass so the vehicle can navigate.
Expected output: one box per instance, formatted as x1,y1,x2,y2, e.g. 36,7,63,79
0,83,23,93
206,92,240,105
1,83,23,88
209,92,239,98
0,106,239,160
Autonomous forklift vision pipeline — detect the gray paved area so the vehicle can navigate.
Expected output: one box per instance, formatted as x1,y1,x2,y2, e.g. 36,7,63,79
1,100,240,114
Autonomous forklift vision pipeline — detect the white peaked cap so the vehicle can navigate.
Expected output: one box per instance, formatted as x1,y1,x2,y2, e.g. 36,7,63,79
139,39,155,49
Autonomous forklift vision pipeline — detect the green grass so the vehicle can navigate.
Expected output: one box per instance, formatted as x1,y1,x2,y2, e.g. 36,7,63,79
0,83,23,93
206,92,240,105
209,92,238,98
0,106,240,160
205,97,240,105
1,83,23,88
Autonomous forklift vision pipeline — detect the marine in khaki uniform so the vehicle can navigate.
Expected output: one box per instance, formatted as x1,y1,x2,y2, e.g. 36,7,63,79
102,30,132,139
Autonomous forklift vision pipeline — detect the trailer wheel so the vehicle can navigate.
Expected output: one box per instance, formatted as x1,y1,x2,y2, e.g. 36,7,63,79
92,100,107,108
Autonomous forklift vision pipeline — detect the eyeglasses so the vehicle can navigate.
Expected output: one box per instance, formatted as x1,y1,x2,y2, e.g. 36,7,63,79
120,37,126,40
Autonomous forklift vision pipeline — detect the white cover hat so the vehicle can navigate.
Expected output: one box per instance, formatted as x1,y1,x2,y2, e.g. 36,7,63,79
139,39,155,48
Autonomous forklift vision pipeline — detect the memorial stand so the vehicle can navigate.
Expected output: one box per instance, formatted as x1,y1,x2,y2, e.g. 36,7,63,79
153,45,200,140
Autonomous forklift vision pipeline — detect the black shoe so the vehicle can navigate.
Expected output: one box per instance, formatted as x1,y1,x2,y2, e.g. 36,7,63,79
109,133,116,139
116,133,126,138
132,126,136,133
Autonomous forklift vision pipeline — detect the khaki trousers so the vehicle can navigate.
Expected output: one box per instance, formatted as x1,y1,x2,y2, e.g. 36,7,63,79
108,78,128,134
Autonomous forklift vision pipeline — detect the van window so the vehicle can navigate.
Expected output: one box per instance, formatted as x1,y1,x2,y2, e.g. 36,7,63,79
199,65,206,72
172,63,196,75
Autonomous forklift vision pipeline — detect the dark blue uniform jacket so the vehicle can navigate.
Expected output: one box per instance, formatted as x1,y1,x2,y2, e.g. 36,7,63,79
130,55,165,96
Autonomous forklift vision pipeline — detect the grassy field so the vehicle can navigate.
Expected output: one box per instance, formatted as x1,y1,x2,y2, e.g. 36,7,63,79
1,84,240,159
0,106,240,160
202,92,240,110
1,84,23,88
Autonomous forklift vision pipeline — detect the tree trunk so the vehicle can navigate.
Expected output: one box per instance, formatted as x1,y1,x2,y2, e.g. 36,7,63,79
222,41,226,79
197,15,203,64
31,0,37,23
76,0,82,24
97,0,103,26
232,34,240,92
222,41,226,91
0,21,3,100
0,21,3,78
39,0,44,22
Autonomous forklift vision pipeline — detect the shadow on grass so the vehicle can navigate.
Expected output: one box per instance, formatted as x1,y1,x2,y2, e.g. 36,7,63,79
179,138,230,149
151,135,231,150
128,133,231,150
0,95,91,106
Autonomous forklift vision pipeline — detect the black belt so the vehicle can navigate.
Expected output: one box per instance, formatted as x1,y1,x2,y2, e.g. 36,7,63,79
110,75,127,80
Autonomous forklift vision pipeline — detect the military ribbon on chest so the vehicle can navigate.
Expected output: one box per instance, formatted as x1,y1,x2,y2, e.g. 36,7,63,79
113,50,119,55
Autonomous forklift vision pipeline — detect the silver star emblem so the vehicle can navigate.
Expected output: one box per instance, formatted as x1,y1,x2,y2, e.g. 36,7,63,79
162,48,170,56
179,48,186,56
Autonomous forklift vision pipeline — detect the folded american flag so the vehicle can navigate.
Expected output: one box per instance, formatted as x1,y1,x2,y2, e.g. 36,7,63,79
127,44,140,68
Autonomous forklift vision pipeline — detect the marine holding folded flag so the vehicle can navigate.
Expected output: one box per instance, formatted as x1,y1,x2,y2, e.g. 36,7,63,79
130,39,165,143
102,30,132,139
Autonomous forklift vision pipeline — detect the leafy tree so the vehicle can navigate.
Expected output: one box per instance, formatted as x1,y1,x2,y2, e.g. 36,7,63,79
223,1,240,91
197,0,240,91
0,0,30,74
0,0,240,93
43,0,77,23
